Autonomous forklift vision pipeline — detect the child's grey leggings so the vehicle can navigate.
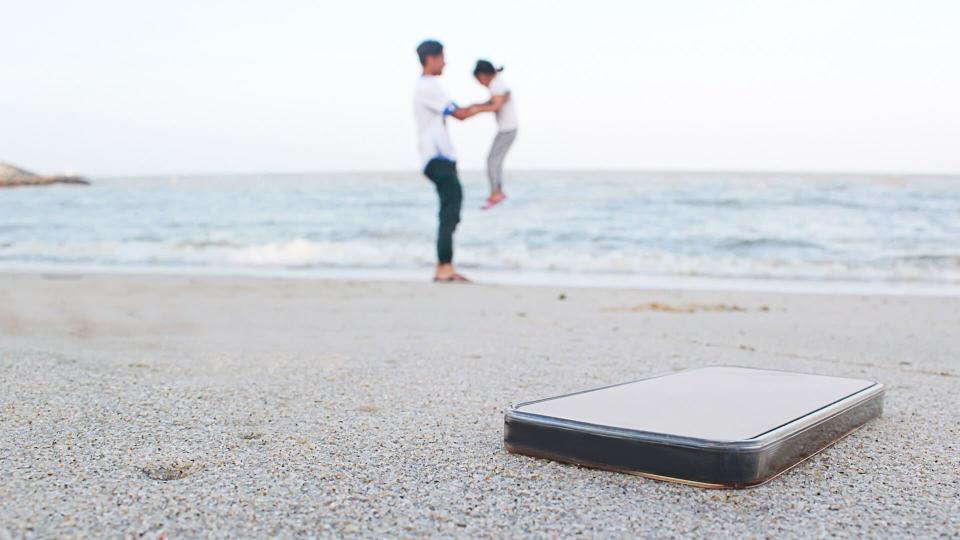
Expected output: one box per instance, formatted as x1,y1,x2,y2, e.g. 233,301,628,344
486,129,517,193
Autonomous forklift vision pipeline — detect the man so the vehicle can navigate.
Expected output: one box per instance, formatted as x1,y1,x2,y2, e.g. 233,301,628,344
413,39,481,282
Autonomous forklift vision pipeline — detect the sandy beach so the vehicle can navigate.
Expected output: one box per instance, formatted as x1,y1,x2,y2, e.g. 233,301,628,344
1,272,958,537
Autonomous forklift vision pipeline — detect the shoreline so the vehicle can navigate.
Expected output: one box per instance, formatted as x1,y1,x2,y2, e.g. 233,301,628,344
3,262,960,298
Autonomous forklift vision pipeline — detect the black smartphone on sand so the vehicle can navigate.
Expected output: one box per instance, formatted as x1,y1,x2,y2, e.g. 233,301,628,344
504,366,884,488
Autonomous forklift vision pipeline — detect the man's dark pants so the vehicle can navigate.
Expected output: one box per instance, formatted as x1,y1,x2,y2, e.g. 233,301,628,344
423,158,462,264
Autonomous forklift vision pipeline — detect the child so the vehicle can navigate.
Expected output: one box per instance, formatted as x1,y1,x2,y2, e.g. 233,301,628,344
473,60,518,210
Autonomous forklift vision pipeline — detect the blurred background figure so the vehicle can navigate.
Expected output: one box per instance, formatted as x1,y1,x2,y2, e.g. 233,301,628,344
413,40,482,282
472,59,518,210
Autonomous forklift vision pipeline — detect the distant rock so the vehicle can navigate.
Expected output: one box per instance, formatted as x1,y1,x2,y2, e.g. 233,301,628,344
0,162,90,187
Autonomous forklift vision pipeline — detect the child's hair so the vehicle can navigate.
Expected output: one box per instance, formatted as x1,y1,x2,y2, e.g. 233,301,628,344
473,59,504,76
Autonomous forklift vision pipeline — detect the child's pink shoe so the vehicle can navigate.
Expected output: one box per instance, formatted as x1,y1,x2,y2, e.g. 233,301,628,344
481,193,507,210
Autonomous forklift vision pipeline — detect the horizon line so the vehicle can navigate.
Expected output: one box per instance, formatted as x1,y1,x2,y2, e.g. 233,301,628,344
89,166,960,180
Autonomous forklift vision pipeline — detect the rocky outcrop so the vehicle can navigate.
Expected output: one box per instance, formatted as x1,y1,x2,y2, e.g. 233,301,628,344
0,162,90,187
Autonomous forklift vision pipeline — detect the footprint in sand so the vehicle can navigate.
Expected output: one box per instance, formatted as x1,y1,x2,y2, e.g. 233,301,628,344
142,455,202,481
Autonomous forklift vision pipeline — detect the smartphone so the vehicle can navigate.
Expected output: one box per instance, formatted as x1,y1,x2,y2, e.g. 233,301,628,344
504,366,884,488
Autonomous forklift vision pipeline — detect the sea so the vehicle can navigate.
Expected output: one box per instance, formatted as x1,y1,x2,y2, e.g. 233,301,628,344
2,171,959,295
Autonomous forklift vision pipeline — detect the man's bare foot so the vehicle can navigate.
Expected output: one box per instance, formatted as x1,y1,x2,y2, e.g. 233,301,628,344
433,264,470,283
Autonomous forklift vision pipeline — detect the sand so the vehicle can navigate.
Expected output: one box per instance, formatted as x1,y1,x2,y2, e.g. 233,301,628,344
1,272,958,537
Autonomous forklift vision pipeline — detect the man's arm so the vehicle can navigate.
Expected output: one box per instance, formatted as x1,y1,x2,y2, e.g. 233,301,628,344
425,86,480,121
448,104,481,120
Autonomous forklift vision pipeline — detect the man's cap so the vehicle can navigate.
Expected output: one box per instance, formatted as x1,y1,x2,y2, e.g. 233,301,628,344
473,59,504,75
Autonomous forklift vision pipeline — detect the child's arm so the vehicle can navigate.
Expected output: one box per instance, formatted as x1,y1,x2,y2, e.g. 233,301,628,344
471,93,509,113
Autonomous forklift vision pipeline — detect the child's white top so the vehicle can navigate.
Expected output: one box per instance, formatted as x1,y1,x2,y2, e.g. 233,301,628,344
489,75,518,132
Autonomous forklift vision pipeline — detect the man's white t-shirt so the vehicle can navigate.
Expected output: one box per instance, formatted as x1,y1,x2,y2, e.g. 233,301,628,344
488,75,518,132
413,76,457,170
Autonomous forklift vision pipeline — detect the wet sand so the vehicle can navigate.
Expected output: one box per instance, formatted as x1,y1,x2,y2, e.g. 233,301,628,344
1,272,958,537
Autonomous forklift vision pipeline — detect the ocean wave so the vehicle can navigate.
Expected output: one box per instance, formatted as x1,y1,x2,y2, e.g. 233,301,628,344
218,239,431,267
675,198,746,208
175,239,243,249
719,238,825,251
3,237,960,284
883,254,960,265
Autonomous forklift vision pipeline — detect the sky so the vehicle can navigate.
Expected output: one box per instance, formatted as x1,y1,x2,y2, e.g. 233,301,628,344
2,0,959,176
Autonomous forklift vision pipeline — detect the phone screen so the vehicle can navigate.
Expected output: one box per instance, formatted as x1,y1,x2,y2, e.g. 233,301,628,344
514,366,875,441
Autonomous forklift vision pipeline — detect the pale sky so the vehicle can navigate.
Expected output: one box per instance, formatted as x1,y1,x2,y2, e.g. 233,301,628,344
3,0,959,176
